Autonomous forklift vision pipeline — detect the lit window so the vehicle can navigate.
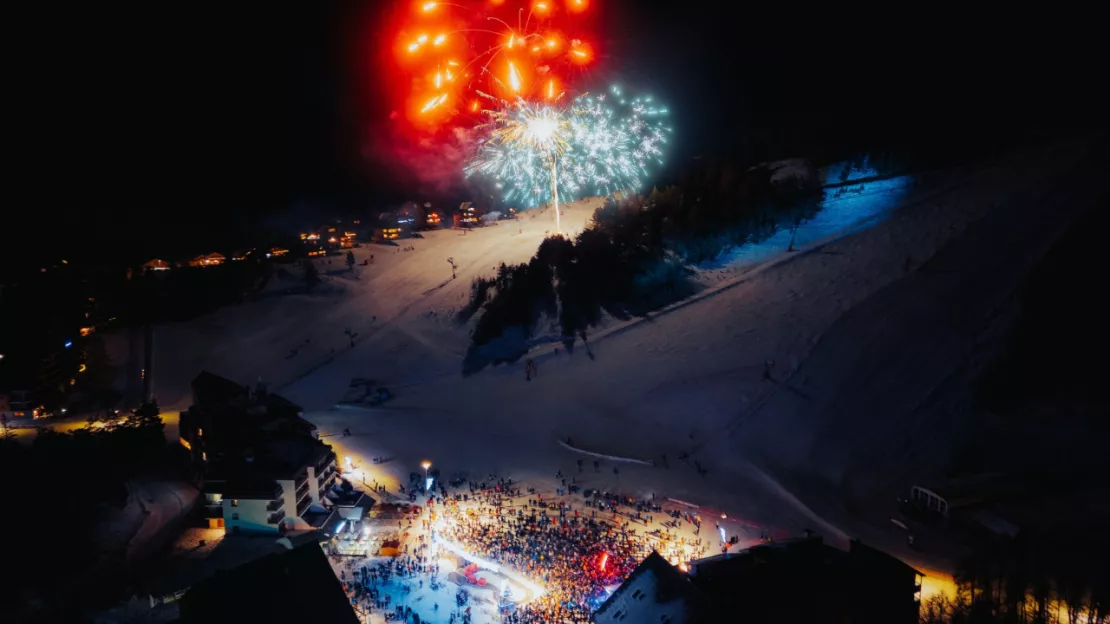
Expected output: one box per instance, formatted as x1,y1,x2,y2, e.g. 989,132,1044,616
197,427,203,437
231,499,239,507
201,451,207,461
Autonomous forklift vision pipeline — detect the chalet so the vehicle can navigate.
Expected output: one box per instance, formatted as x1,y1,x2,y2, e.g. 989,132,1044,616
455,202,481,227
188,253,226,268
142,258,171,272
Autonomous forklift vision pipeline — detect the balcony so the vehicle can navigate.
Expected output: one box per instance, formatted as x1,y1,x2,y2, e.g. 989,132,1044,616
296,495,312,518
266,498,284,512
318,473,337,496
267,510,286,525
296,480,310,501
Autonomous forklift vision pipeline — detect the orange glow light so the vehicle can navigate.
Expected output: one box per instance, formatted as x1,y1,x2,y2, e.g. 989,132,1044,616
569,40,593,64
392,0,600,126
470,99,480,112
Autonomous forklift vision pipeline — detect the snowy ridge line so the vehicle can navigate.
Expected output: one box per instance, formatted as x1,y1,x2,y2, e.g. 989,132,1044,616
523,168,975,365
557,439,655,465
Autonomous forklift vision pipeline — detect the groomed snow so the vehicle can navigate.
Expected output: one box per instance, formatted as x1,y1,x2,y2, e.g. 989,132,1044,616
117,136,1105,598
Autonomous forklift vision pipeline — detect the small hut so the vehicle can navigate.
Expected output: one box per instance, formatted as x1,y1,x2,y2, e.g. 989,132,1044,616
143,258,170,272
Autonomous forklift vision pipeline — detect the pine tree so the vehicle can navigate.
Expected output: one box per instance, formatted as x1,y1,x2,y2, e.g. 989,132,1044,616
304,260,321,289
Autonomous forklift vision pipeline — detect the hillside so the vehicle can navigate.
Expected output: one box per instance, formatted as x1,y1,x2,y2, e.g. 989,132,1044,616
106,136,1105,582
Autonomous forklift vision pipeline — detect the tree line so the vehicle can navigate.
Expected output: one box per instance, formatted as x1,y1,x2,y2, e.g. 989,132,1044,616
920,533,1108,624
459,162,824,372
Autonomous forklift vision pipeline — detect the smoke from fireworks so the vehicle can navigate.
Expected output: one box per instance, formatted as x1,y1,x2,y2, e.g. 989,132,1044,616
392,0,599,129
465,86,670,213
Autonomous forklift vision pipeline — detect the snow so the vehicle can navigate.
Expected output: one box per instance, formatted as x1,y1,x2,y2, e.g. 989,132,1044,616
110,136,1105,604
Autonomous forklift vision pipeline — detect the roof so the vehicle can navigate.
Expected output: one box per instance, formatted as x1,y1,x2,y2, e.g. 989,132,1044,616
595,551,706,622
261,435,331,474
180,541,357,624
685,535,922,624
303,507,335,530
326,481,371,507
191,371,248,406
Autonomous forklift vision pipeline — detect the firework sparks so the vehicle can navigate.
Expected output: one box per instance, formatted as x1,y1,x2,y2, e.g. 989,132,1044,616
465,86,670,229
393,0,598,127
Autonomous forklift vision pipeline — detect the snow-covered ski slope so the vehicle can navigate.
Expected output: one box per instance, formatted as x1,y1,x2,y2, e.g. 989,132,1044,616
128,136,1106,570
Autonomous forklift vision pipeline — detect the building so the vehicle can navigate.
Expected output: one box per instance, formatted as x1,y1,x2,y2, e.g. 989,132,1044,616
455,202,481,227
0,390,31,419
180,372,342,533
594,551,707,624
179,541,358,624
598,535,923,624
188,253,226,268
688,535,922,624
142,258,170,272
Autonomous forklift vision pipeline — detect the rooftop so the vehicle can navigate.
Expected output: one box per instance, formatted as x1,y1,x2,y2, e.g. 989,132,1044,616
191,371,248,406
595,551,706,623
179,541,357,624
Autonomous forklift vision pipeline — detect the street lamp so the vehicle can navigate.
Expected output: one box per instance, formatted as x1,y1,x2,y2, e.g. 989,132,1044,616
422,461,431,479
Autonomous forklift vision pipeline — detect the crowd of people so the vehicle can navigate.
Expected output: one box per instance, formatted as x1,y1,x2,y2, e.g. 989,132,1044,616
434,474,712,623
330,468,716,623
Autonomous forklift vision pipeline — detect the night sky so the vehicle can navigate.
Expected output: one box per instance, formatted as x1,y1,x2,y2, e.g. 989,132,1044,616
5,2,1102,274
